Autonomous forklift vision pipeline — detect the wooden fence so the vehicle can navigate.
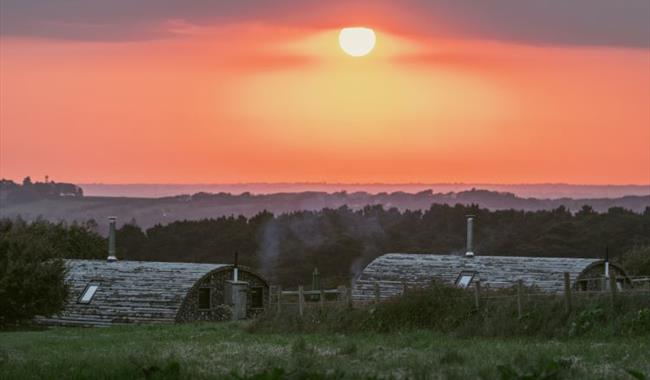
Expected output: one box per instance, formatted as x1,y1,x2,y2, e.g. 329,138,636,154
270,273,650,317
270,285,353,316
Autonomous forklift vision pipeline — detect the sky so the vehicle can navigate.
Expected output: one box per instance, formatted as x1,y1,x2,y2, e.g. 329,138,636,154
1,1,649,185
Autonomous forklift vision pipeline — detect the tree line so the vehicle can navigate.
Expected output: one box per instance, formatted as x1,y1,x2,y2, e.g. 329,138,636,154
116,204,649,286
2,203,649,326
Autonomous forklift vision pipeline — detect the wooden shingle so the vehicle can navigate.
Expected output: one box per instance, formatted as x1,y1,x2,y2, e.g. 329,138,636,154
352,254,619,301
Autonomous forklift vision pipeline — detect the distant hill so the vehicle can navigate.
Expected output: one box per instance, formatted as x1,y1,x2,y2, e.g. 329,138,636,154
0,178,83,204
1,184,648,232
79,183,650,199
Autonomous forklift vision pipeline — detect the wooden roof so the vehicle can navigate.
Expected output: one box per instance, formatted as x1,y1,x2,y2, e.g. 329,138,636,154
38,260,231,327
352,253,606,301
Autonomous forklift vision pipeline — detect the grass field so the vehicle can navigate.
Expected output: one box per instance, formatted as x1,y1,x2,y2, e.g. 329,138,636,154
0,322,648,380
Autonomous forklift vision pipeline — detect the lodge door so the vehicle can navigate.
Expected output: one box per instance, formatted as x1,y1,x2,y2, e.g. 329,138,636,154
230,282,248,320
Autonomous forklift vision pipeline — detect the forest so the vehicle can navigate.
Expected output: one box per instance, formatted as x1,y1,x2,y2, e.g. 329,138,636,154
4,203,647,287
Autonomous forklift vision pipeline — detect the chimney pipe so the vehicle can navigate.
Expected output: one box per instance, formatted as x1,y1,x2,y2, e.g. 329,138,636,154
312,267,321,291
465,215,475,257
107,217,117,262
233,251,239,282
604,245,610,278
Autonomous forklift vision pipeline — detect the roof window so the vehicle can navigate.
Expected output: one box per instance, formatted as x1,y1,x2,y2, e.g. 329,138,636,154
455,271,476,288
78,284,99,304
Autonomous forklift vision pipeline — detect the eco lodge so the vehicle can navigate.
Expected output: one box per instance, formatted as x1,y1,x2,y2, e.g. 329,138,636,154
39,216,630,327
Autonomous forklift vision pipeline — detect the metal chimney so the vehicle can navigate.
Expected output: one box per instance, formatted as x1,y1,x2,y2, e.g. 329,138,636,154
465,215,475,257
107,216,118,262
312,267,321,291
233,251,239,282
604,245,610,278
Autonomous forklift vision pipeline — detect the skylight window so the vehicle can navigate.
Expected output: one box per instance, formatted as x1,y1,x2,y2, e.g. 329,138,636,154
78,284,99,304
455,271,476,288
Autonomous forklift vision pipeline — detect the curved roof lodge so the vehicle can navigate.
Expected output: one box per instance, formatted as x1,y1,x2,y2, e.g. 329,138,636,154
38,260,269,327
352,253,626,301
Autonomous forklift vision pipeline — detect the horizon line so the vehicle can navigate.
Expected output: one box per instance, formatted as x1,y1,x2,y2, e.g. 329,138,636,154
77,182,650,187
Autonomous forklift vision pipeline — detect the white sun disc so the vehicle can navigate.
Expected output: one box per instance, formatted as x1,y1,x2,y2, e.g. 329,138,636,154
338,27,376,57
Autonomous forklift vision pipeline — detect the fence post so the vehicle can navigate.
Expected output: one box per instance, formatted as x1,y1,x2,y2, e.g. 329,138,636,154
298,286,304,317
474,281,481,310
268,285,274,309
276,286,282,313
320,288,325,310
563,272,572,314
346,286,353,308
337,285,346,306
516,279,523,319
609,274,617,307
402,281,408,295
374,281,381,303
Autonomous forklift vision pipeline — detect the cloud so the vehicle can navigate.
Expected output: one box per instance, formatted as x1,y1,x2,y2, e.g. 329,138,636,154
412,0,650,48
1,0,648,48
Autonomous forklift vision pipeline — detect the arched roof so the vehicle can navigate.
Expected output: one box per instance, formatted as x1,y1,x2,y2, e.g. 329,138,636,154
353,253,616,301
37,260,262,327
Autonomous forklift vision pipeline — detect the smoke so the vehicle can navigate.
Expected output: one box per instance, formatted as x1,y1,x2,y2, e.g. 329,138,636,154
257,219,280,277
256,207,389,286
256,212,326,279
349,214,386,282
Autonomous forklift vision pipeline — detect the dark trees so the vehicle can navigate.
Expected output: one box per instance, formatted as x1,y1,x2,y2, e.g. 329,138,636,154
0,220,68,326
113,204,649,286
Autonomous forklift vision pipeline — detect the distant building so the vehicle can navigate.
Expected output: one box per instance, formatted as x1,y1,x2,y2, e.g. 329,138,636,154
38,218,268,327
38,260,269,327
352,217,629,301
352,253,627,301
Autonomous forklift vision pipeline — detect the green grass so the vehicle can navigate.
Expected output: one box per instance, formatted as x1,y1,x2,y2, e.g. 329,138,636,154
0,322,648,379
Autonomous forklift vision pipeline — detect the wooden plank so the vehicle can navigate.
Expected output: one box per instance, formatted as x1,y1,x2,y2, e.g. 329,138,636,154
564,272,572,313
516,279,523,318
298,286,304,317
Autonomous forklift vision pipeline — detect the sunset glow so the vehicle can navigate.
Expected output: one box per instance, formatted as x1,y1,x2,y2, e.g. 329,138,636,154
1,2,648,185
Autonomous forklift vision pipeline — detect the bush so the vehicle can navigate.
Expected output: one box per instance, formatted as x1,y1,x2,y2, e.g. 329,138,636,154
362,281,475,332
0,219,70,327
620,246,650,276
621,308,650,336
569,306,605,337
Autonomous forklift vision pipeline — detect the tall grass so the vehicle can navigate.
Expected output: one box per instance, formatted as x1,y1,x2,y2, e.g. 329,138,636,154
249,282,650,338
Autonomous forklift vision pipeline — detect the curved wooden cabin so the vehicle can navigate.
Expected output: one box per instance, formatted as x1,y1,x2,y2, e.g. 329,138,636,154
38,260,269,327
352,253,628,301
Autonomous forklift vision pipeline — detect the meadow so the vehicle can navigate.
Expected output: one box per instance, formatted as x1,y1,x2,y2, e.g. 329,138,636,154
1,322,648,380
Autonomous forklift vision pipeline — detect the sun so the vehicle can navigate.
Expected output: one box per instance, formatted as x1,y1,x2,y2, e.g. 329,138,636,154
338,27,376,57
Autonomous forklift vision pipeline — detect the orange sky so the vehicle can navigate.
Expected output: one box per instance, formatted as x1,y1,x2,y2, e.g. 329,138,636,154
1,12,649,184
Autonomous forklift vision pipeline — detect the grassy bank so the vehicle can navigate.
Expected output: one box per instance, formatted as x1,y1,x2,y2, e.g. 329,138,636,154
1,322,648,379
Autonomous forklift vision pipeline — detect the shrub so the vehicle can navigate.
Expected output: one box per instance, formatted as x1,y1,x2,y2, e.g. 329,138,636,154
0,219,69,327
621,308,650,336
361,281,474,332
620,246,650,276
569,306,605,337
